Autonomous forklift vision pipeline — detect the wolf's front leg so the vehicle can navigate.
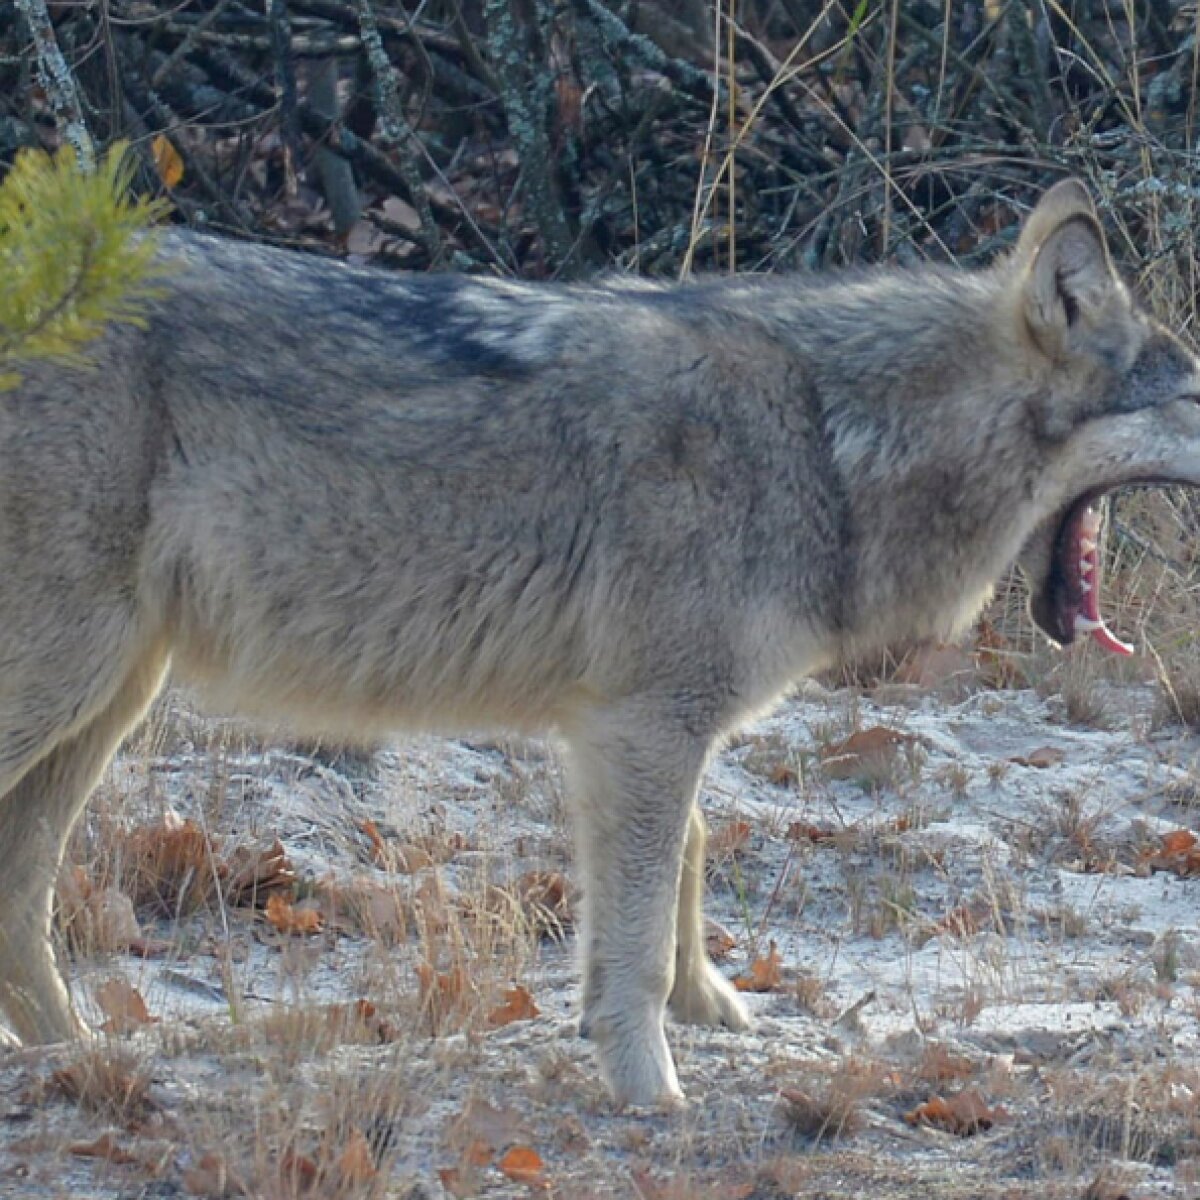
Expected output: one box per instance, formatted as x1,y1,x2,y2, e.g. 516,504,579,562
668,805,751,1031
563,702,712,1106
0,639,169,1046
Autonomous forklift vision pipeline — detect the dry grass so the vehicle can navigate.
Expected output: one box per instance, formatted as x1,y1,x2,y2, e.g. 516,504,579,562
40,1047,156,1126
776,1057,880,1142
6,672,1198,1196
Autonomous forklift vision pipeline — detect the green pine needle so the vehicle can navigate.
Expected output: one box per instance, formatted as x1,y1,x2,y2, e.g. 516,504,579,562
0,141,170,387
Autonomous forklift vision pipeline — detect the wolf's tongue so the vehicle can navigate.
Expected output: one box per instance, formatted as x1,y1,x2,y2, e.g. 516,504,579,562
1072,506,1133,656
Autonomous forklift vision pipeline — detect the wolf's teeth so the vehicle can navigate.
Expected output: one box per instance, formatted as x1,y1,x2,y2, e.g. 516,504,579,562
1080,580,1092,593
1080,538,1097,555
1074,616,1103,632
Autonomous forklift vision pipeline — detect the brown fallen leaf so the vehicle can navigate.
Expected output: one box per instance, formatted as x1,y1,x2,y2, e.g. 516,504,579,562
918,1044,976,1084
1009,746,1065,769
317,877,410,944
1142,828,1200,877
463,1139,493,1167
708,818,752,855
125,814,223,911
126,936,172,958
56,863,93,921
222,838,296,906
359,820,441,873
85,889,143,953
359,818,390,865
328,998,399,1043
278,1149,319,1191
734,940,783,993
498,1144,549,1189
1162,829,1198,855
437,1166,475,1199
69,1131,140,1165
470,871,573,942
486,984,540,1028
439,1098,526,1197
705,919,737,960
413,872,451,935
336,1127,377,1185
786,821,836,844
446,1097,523,1162
516,869,572,936
265,892,323,935
182,1151,237,1197
931,903,982,939
257,1000,396,1051
57,866,143,954
151,134,184,189
415,961,476,1032
904,1087,1006,1135
96,978,157,1034
820,726,914,781
768,760,799,787
395,843,436,872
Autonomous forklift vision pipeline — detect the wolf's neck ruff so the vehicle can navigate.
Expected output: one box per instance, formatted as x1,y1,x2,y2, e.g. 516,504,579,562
1064,503,1133,655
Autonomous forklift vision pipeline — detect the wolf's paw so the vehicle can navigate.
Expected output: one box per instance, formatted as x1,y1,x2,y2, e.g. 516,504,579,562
587,1010,684,1107
669,959,751,1030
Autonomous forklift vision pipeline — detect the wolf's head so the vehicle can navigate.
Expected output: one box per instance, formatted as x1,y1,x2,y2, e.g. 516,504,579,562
1010,180,1200,653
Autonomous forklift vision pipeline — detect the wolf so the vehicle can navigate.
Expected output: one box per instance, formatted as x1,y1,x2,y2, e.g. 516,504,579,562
1,179,1198,1106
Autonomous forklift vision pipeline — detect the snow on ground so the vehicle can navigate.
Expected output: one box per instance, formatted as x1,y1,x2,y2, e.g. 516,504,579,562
3,674,1200,1198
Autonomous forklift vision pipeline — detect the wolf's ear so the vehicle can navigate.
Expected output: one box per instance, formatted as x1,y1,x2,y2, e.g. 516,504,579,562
1015,178,1097,259
1016,180,1117,357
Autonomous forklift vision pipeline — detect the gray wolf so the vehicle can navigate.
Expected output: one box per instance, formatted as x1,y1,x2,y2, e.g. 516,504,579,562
2,180,1198,1106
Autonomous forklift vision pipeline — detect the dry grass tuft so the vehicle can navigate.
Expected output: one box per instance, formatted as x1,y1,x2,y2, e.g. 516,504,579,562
778,1057,891,1143
43,1047,157,1126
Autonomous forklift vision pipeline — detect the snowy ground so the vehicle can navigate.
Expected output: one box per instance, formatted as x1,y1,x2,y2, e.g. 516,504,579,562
3,668,1200,1198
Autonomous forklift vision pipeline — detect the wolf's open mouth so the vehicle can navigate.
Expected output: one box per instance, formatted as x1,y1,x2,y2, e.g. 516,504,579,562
1047,496,1133,656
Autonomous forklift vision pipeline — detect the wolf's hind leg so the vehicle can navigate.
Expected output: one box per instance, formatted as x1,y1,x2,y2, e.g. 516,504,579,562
667,805,751,1031
0,642,169,1044
564,701,712,1106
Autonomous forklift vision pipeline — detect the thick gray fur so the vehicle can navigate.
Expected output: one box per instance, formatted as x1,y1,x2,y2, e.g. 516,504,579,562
3,181,1200,1105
